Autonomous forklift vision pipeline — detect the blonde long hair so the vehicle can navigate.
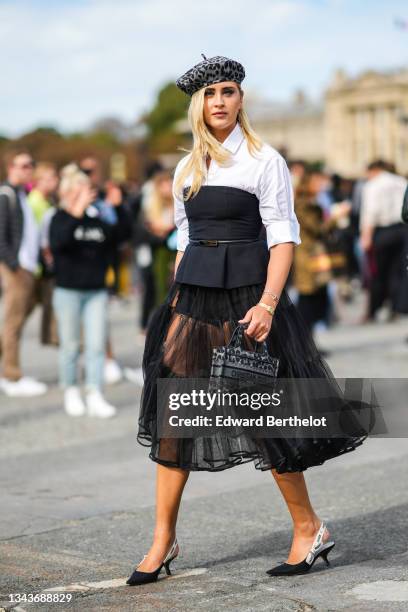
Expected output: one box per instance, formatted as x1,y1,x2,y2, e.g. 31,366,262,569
174,85,263,200
144,171,173,225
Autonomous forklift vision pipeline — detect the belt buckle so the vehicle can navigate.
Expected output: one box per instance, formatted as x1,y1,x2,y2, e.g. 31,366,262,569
200,239,218,247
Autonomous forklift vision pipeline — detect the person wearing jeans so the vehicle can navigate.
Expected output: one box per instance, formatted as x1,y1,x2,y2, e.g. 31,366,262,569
50,163,130,417
52,288,108,392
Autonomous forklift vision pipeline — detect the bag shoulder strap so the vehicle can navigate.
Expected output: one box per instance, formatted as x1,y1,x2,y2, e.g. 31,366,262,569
0,185,17,210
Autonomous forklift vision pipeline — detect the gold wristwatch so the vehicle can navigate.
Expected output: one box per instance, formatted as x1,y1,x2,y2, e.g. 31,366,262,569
258,301,276,316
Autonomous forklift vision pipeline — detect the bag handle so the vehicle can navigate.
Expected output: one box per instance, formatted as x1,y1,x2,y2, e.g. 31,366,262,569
228,322,269,356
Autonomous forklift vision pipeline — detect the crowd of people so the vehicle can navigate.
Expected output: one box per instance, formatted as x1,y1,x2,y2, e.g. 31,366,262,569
288,159,408,346
0,148,407,415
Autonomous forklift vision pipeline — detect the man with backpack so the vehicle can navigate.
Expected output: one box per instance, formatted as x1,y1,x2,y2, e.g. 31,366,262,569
0,149,47,396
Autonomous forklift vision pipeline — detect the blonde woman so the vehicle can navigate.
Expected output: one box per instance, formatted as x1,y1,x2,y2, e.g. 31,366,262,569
50,164,129,418
143,170,176,305
127,56,368,585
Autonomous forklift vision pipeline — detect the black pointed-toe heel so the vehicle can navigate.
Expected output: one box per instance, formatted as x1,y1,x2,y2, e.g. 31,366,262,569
266,522,335,577
126,537,179,586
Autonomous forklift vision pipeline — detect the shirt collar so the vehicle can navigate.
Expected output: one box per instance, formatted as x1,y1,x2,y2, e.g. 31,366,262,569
219,122,245,154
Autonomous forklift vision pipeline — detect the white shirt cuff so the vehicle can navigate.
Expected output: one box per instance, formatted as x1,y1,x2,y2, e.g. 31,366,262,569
265,218,301,249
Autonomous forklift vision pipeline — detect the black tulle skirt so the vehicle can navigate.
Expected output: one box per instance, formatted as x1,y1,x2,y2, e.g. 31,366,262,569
137,280,368,472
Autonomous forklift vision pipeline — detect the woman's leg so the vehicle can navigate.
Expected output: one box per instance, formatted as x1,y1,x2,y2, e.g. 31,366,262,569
136,463,189,571
271,470,331,563
82,289,108,390
137,294,190,571
52,288,81,387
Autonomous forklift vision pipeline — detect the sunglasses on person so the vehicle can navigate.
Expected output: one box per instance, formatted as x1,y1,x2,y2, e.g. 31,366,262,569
14,160,35,170
81,167,96,176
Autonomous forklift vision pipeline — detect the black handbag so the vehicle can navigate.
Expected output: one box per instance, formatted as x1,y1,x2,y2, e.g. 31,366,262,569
209,322,280,392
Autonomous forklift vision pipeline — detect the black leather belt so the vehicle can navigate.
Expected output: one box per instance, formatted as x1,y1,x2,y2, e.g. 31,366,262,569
189,239,258,247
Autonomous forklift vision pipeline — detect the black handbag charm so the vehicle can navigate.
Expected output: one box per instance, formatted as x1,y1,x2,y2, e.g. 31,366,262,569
209,322,280,392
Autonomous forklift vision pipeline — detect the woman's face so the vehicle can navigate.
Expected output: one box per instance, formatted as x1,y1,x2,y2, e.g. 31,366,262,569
63,180,90,211
203,81,243,132
37,170,58,195
309,173,329,196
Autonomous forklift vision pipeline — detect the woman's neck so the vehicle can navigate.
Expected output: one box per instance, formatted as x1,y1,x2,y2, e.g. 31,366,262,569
209,122,237,143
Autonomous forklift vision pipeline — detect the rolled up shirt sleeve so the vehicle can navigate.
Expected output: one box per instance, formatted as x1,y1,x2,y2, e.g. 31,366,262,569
258,155,301,248
173,162,190,252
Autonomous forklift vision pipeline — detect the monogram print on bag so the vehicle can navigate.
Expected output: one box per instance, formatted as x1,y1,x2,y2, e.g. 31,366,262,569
211,346,279,378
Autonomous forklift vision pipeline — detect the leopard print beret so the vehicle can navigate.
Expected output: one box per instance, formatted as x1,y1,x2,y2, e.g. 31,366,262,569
176,55,245,97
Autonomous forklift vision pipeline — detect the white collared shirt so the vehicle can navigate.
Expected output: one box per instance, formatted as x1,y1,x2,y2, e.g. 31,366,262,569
173,122,301,251
360,171,408,229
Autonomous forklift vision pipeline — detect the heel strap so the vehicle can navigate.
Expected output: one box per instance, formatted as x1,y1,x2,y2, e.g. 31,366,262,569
137,537,178,569
312,522,326,550
164,537,178,563
305,522,327,565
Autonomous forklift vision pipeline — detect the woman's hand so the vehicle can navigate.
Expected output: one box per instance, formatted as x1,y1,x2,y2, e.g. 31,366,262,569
147,220,174,238
41,247,54,268
360,233,372,252
105,181,123,207
173,250,184,279
70,184,97,218
238,304,273,342
331,201,351,220
360,226,373,252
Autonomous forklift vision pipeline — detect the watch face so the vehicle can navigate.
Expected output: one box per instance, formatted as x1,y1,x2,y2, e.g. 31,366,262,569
86,205,99,218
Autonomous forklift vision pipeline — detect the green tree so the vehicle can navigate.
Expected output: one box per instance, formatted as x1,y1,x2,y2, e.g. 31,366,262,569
143,82,189,152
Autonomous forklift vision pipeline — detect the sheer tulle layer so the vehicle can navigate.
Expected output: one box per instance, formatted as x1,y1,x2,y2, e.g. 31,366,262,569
137,280,368,472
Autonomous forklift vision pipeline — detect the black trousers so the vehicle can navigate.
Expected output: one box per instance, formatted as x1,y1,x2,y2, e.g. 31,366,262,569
139,266,156,330
370,223,408,317
297,285,329,331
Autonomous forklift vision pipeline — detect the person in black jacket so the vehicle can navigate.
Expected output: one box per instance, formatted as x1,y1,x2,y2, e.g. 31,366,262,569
0,149,48,397
50,163,130,418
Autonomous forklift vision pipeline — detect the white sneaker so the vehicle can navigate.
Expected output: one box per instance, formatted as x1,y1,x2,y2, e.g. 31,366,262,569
64,386,86,417
0,376,48,397
104,359,123,385
86,389,117,418
123,367,144,386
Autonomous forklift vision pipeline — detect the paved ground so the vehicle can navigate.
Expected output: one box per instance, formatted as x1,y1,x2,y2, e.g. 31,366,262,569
0,291,407,611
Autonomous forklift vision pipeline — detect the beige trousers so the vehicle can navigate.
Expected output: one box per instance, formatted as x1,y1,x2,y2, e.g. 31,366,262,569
0,264,36,381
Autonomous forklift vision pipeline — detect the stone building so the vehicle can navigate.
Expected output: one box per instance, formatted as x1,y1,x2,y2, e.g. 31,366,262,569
324,68,408,177
246,89,324,164
248,68,408,178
